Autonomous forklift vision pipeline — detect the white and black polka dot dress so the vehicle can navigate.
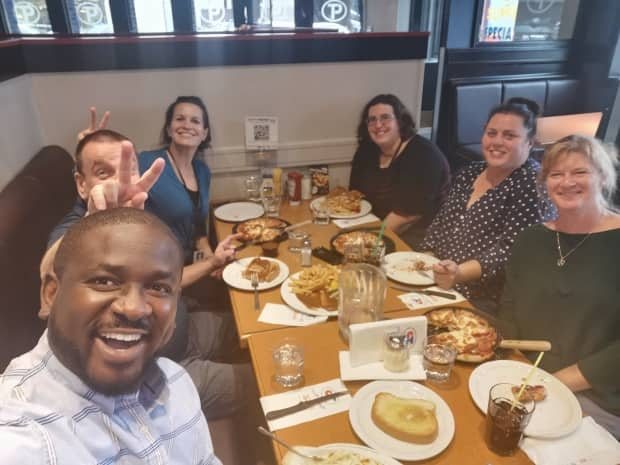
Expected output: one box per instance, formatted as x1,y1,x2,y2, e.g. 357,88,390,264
420,158,555,308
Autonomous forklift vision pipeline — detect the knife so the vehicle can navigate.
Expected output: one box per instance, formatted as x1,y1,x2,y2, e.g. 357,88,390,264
390,284,457,300
264,390,349,421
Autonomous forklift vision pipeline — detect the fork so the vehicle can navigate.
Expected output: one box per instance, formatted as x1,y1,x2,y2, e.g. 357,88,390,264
251,272,260,311
257,426,324,462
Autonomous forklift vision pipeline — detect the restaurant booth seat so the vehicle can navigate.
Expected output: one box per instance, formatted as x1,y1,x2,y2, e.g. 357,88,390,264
440,77,586,172
0,145,76,371
0,147,253,465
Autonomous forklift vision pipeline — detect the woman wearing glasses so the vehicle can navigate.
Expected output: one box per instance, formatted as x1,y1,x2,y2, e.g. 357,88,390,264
420,97,554,313
349,94,450,248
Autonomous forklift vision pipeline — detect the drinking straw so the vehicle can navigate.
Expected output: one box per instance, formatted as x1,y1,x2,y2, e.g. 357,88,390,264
511,351,545,411
373,220,387,257
376,219,386,245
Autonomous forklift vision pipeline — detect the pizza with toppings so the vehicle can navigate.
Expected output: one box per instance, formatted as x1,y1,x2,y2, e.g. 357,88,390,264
234,218,288,243
425,308,498,362
325,187,364,215
511,384,548,402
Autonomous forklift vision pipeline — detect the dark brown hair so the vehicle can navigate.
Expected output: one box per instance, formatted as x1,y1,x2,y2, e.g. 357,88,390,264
356,94,416,145
485,97,541,142
160,96,211,153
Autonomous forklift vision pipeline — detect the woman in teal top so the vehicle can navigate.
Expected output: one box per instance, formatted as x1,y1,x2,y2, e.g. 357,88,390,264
499,135,620,437
139,96,238,288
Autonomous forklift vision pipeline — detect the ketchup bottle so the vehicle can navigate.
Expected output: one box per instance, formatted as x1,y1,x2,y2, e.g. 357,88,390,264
287,171,302,206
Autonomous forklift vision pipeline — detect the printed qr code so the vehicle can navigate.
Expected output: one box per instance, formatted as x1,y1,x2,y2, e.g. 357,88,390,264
253,124,270,141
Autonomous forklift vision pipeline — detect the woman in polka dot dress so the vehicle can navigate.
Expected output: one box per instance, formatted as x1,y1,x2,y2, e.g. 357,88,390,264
419,97,555,314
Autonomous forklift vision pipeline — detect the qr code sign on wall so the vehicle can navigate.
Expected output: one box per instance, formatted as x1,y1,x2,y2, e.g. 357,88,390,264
253,124,270,141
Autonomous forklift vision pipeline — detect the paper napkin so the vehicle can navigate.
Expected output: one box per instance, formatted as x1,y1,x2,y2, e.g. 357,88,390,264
520,416,620,465
260,378,351,431
348,316,427,367
258,303,328,326
397,286,466,310
333,214,380,229
338,351,426,381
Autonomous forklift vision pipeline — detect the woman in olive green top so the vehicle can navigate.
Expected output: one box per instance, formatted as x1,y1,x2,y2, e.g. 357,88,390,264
499,135,620,437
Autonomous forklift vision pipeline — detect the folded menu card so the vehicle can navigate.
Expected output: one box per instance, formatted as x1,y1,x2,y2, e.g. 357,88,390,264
258,303,328,326
521,416,620,465
397,286,466,310
338,351,426,381
348,316,427,367
260,378,351,431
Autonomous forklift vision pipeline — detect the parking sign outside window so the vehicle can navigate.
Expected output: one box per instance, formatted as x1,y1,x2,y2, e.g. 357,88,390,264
194,0,233,31
67,0,113,34
2,0,53,34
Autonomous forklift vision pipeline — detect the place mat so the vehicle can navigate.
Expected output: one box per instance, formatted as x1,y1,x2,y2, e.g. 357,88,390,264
258,303,328,326
260,379,351,431
339,351,426,381
397,286,466,310
521,416,620,465
332,213,380,229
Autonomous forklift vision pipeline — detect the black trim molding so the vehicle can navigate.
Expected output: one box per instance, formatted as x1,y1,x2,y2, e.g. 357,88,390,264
0,32,429,82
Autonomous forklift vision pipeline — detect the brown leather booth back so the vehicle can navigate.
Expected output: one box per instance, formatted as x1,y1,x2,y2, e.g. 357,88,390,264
0,145,76,371
445,77,583,171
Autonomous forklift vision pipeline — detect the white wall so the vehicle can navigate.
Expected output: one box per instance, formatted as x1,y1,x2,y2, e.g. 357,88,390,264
2,59,425,199
0,75,44,189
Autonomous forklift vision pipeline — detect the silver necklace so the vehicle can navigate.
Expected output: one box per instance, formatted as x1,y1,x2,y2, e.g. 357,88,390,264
555,231,592,267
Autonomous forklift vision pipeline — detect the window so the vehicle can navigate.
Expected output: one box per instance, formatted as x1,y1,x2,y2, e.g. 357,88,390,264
2,0,53,34
478,0,579,43
194,0,234,32
132,0,173,33
271,0,361,32
66,0,114,34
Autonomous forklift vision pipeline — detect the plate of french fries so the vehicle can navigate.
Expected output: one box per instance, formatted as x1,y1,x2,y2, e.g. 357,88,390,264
280,264,341,317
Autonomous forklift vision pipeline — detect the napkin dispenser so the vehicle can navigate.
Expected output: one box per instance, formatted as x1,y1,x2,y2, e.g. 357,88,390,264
348,316,427,367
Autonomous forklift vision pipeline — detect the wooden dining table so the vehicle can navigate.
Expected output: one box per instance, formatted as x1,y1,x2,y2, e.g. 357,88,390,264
248,309,533,465
213,198,534,465
213,199,417,347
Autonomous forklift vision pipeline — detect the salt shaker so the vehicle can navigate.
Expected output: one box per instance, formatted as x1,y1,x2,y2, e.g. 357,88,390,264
301,175,312,200
300,237,312,267
382,333,410,372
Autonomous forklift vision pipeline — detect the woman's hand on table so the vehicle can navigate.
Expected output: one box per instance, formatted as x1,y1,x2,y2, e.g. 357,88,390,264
433,259,482,289
77,106,110,141
433,260,460,289
212,233,243,268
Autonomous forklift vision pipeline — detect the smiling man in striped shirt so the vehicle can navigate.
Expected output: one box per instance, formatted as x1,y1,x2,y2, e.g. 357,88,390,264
0,208,221,465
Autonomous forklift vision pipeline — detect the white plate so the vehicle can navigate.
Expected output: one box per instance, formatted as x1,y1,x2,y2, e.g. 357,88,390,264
282,443,403,465
468,360,582,438
383,251,439,286
349,380,455,461
280,273,339,317
214,201,264,222
222,257,289,291
310,197,373,219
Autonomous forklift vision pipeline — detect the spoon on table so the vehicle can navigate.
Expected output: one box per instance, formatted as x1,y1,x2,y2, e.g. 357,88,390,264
257,426,325,462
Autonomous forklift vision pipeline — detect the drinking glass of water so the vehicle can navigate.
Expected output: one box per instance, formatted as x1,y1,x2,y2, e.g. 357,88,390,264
245,175,261,202
422,340,457,383
272,338,304,388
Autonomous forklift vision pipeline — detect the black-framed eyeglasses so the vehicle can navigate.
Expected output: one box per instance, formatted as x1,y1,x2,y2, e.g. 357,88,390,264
366,113,395,126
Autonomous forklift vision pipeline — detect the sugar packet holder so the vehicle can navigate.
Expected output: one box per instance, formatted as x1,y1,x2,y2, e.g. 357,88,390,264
348,316,427,367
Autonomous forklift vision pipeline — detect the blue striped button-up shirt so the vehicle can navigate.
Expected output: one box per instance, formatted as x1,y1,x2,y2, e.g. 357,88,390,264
0,331,221,465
